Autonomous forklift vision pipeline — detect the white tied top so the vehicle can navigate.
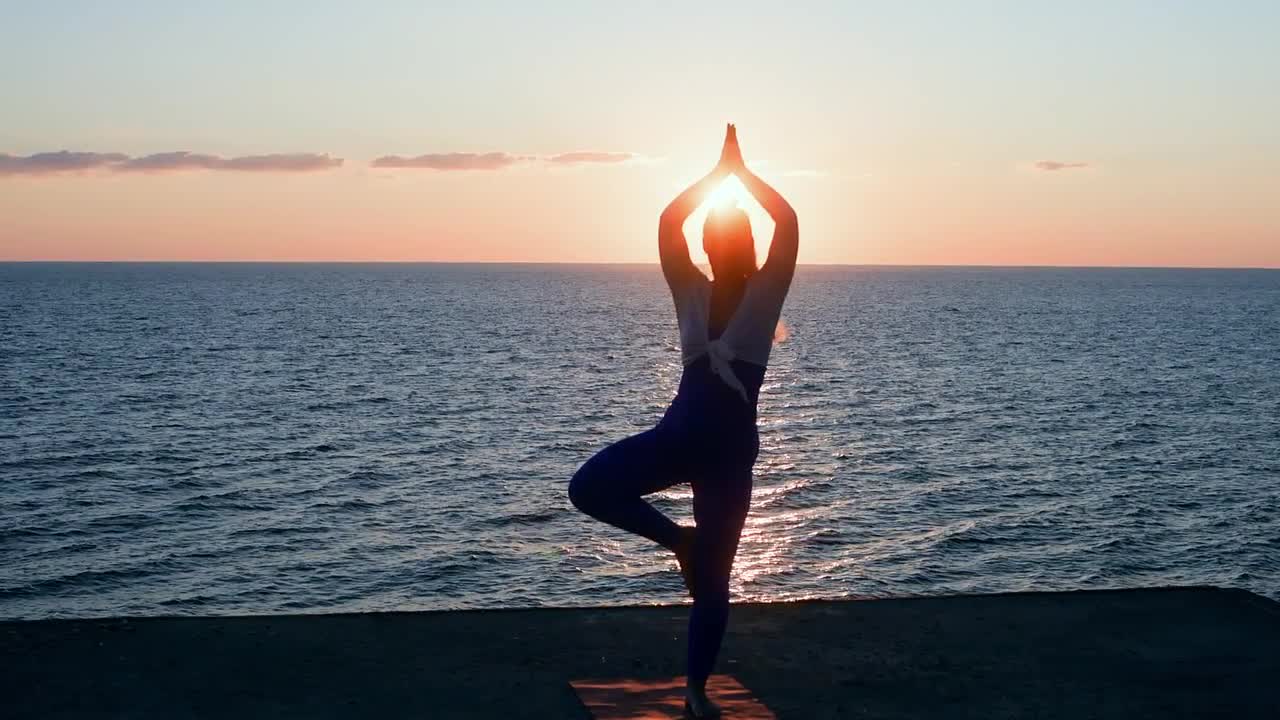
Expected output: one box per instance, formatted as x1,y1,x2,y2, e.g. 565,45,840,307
669,265,794,401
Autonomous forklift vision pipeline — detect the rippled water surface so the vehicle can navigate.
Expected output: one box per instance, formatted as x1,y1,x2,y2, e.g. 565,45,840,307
2,263,1277,620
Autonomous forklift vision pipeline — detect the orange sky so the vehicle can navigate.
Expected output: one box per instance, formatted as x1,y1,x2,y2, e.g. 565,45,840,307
4,158,1275,267
2,4,1277,267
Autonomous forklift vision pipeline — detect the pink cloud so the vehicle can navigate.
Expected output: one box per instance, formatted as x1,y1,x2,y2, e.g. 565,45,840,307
0,150,342,175
545,151,634,165
1034,160,1090,171
371,150,639,170
116,152,341,173
0,151,129,176
370,152,525,171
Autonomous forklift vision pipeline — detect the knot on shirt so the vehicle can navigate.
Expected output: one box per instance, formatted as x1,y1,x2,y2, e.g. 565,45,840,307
707,338,749,403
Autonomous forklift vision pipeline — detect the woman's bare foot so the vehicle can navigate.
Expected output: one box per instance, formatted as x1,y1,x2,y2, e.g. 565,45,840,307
684,686,722,718
674,525,697,598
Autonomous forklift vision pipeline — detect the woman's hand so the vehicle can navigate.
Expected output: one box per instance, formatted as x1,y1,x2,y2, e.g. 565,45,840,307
716,123,745,173
712,123,798,280
660,127,743,285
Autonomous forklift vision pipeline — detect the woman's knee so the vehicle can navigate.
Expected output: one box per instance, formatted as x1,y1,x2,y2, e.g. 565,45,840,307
568,459,603,512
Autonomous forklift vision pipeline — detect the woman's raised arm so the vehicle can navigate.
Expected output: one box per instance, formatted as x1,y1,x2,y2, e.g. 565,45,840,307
722,125,799,281
658,168,728,287
660,124,754,286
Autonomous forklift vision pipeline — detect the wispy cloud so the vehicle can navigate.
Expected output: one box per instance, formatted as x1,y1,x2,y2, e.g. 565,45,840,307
370,152,527,171
781,169,827,178
5,147,645,176
372,150,640,170
0,150,342,176
1034,160,1090,171
545,151,634,165
117,152,341,173
0,151,129,176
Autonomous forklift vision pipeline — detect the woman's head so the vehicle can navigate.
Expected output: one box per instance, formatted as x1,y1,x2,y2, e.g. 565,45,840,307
702,205,756,280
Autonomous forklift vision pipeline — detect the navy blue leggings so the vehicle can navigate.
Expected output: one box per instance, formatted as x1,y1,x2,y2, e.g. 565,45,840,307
569,357,762,687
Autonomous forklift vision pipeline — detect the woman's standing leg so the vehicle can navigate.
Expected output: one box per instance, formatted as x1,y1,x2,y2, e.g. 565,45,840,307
685,462,754,690
568,427,689,551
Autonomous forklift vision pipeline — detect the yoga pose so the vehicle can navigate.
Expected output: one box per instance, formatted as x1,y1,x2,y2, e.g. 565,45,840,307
569,124,797,718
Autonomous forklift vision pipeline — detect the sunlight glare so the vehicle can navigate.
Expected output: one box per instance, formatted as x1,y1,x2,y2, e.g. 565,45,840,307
687,175,775,264
704,176,752,212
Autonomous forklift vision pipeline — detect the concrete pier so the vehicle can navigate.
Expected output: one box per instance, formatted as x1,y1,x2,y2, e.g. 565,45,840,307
3,586,1277,718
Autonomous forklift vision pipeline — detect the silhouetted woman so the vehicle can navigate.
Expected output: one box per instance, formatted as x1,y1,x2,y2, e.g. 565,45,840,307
569,124,797,717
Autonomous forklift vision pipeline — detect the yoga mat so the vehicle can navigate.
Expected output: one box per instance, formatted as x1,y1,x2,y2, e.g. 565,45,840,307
570,674,775,719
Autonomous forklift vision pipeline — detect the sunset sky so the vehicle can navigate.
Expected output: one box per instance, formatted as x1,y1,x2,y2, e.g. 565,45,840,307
2,1,1277,266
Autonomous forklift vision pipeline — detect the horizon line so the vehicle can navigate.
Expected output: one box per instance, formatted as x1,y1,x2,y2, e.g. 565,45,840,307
2,260,1277,271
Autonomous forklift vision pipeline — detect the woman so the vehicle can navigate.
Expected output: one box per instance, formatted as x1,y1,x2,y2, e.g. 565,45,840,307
568,124,797,718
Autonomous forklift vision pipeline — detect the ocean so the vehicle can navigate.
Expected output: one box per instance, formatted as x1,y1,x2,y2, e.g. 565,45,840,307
1,263,1277,621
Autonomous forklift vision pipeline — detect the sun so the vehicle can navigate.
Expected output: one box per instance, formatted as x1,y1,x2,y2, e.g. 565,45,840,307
685,174,775,262
703,175,752,212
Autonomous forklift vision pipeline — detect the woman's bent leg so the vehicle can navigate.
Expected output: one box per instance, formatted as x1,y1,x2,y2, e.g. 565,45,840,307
568,428,687,551
686,464,753,689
